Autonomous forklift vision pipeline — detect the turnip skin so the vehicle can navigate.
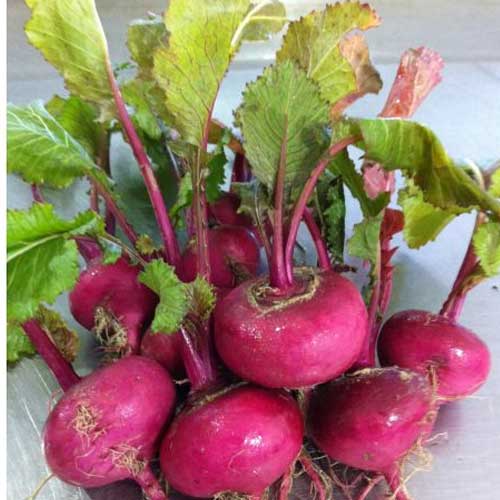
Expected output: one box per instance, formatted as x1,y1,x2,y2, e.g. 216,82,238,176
160,385,303,498
308,367,434,472
378,310,491,400
214,268,368,389
140,329,185,379
178,225,260,288
69,257,157,355
43,356,175,491
209,192,254,229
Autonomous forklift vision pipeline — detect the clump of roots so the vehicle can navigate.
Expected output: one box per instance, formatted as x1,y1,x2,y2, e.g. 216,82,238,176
71,403,104,442
94,306,128,360
109,444,146,477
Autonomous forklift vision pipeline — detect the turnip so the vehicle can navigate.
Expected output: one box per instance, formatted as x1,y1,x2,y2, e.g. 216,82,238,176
309,367,436,500
43,355,175,499
69,256,157,357
141,328,185,379
178,224,260,289
209,191,254,229
160,384,304,498
378,310,491,401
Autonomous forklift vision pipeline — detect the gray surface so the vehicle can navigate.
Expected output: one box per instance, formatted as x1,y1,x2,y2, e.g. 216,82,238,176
7,0,500,499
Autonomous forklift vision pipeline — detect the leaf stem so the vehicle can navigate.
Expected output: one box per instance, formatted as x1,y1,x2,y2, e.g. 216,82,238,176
31,184,44,204
22,319,80,391
98,233,147,267
74,236,103,264
105,62,180,265
285,136,356,281
303,207,331,271
269,116,291,289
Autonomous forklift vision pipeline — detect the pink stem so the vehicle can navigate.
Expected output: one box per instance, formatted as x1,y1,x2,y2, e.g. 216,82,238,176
303,208,331,271
75,236,103,264
270,123,290,289
106,62,179,265
93,182,138,246
299,454,327,500
383,466,410,500
105,209,116,235
278,463,295,500
231,152,251,184
192,162,211,280
439,212,484,321
285,137,356,282
31,184,44,203
90,184,99,212
22,319,80,391
134,465,167,500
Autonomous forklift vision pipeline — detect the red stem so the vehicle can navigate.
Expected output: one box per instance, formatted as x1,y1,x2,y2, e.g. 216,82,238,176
134,465,167,500
298,454,327,500
439,212,484,321
231,152,251,184
106,62,179,265
285,136,356,282
22,319,80,391
75,236,103,264
383,466,410,500
93,182,138,246
270,122,291,289
303,208,331,271
89,184,99,212
31,184,44,203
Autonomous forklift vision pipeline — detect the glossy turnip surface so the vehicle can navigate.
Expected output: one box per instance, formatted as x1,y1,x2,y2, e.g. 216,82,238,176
378,310,491,400
178,225,260,288
214,268,367,388
140,329,185,379
309,367,434,472
160,385,303,497
69,257,157,355
43,356,175,490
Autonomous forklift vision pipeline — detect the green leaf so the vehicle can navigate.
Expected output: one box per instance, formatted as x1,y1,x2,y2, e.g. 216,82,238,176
490,168,500,198
473,222,500,277
206,131,230,203
185,277,217,321
340,118,500,218
328,149,389,216
100,241,122,265
139,260,188,334
235,61,329,192
239,0,287,41
25,0,113,118
153,0,250,146
7,101,111,190
7,204,104,322
169,173,193,229
276,2,381,110
7,323,35,363
46,95,104,158
36,306,80,362
399,183,457,249
315,173,345,263
128,13,168,78
135,234,159,256
347,215,382,267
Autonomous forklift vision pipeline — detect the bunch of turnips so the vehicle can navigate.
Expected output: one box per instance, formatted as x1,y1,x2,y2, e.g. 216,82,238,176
7,1,500,499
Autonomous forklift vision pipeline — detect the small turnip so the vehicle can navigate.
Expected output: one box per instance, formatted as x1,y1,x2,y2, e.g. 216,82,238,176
178,225,260,288
214,267,367,388
141,328,185,379
378,310,491,401
69,256,157,356
43,355,176,499
160,384,303,498
209,192,254,229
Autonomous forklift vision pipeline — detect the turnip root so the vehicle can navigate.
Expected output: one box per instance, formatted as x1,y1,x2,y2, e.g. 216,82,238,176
160,384,303,498
69,257,157,357
178,225,260,288
141,328,185,379
43,355,176,499
309,367,435,499
214,267,367,388
378,310,491,401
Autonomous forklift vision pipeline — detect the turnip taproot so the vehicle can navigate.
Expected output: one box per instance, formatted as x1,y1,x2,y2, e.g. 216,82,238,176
309,367,435,499
43,356,175,499
141,328,185,379
178,225,260,288
378,310,491,400
69,256,157,356
160,384,303,498
214,267,367,388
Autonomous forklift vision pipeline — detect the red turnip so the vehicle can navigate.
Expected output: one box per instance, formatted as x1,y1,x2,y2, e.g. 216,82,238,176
160,384,303,498
209,192,254,228
141,328,185,379
378,310,491,401
69,256,157,356
309,367,435,499
178,225,260,288
214,267,367,388
43,355,176,499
